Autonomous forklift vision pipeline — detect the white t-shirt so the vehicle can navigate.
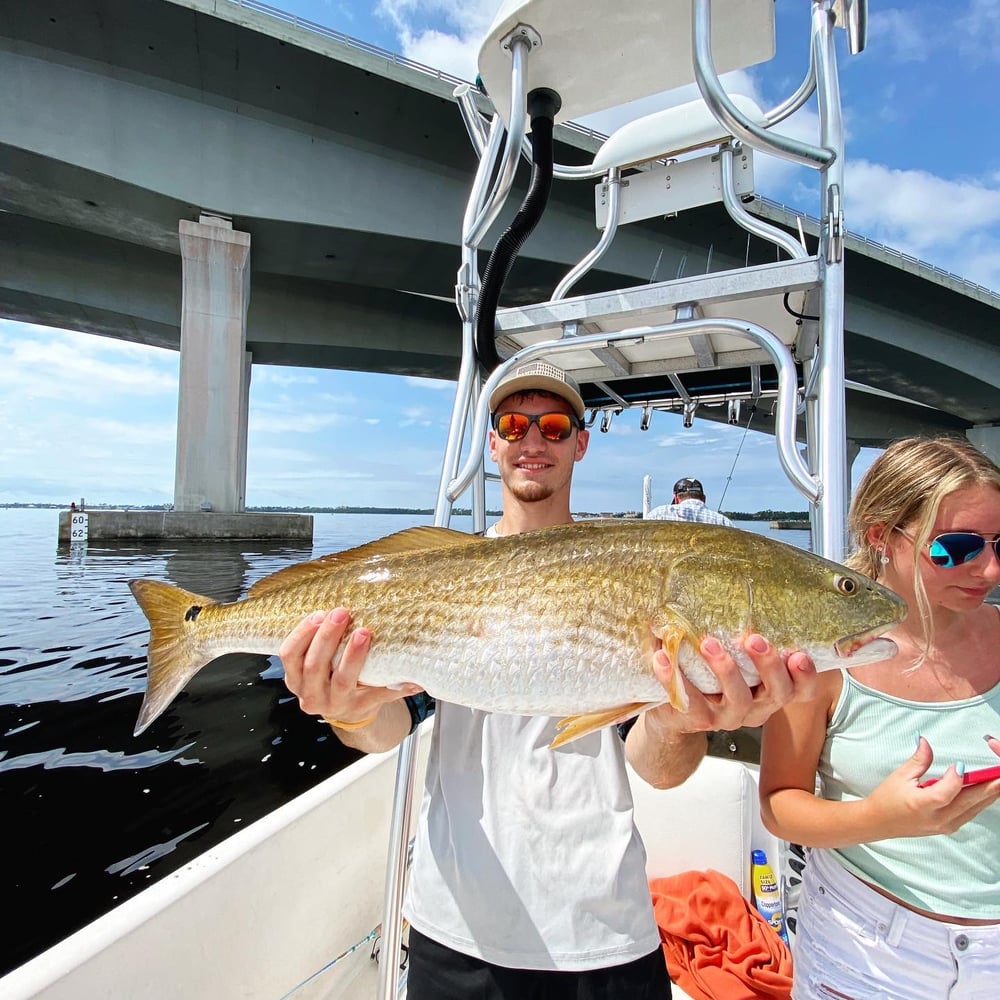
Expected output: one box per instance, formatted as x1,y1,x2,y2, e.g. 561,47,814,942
403,526,660,970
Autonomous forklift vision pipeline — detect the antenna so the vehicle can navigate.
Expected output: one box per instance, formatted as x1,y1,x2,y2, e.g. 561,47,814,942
648,249,664,284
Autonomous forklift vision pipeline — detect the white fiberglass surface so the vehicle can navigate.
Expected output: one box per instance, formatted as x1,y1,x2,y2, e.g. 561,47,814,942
478,0,775,126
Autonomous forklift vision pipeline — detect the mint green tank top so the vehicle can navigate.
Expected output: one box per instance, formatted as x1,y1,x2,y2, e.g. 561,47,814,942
818,671,1000,918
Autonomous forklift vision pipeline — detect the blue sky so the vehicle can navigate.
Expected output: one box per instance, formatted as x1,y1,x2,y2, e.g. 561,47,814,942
2,0,999,514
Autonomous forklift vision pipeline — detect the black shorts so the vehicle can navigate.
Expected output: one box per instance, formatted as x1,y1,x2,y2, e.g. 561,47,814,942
405,927,672,1000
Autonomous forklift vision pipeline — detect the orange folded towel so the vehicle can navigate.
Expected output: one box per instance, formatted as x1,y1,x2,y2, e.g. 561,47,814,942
649,869,793,1000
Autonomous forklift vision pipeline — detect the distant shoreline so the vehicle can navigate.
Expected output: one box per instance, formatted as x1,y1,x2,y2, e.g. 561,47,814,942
1,503,810,522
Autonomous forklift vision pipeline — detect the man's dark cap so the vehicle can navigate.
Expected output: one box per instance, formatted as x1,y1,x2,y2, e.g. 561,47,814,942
673,478,704,496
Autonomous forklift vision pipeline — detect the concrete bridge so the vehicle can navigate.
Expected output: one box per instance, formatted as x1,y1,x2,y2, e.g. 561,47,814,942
4,0,1000,527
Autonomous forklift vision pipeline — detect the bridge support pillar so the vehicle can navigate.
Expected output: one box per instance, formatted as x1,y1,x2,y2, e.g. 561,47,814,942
968,426,1000,467
174,215,251,513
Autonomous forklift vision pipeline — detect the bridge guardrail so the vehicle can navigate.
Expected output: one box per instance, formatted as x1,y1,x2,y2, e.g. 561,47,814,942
226,0,998,305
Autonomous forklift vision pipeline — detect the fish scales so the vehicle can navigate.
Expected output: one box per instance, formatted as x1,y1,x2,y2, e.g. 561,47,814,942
128,520,907,741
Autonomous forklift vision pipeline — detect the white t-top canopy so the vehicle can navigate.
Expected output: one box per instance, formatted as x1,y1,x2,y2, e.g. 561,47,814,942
477,0,776,127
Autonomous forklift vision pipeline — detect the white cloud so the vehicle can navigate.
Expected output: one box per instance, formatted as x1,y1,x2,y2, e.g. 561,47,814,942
399,404,435,426
253,368,319,387
317,390,360,405
844,159,1000,288
85,418,177,446
405,375,454,391
0,324,177,401
868,10,930,63
376,0,492,79
248,411,350,434
956,0,1000,63
400,29,479,81
376,0,493,38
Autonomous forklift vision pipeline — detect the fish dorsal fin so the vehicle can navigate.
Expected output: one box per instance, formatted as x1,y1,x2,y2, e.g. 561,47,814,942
247,526,481,598
317,526,482,562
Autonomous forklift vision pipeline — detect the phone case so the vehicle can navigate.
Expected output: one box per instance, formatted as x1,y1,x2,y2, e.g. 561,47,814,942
919,763,1000,788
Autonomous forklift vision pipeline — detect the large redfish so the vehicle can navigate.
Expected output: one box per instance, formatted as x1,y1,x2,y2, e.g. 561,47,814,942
129,520,905,746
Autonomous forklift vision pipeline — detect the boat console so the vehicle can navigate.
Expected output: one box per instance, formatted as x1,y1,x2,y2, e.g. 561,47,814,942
439,0,866,561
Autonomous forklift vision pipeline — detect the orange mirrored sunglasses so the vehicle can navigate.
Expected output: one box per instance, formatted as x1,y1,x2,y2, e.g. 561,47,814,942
491,411,583,442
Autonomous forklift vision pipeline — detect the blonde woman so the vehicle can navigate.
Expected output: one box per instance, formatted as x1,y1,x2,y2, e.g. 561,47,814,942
760,437,1000,999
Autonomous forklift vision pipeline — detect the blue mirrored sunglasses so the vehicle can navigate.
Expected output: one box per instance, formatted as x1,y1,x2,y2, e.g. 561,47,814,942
925,532,1000,568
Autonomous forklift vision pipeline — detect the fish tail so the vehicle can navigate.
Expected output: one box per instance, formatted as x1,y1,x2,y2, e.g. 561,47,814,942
129,578,219,736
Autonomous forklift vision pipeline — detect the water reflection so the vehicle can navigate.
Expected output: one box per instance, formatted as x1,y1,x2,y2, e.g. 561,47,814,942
1,514,378,976
160,540,313,603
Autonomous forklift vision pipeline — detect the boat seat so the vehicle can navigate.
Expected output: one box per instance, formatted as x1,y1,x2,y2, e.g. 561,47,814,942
628,755,786,1000
627,754,780,899
592,94,767,172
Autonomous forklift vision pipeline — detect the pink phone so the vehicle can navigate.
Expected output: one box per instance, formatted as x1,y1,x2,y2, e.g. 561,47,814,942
919,764,1000,788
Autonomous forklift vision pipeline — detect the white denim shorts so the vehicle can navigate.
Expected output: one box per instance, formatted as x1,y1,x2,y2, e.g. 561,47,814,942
791,847,1000,1000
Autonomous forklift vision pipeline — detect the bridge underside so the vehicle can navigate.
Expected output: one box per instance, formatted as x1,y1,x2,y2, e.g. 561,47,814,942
2,0,999,450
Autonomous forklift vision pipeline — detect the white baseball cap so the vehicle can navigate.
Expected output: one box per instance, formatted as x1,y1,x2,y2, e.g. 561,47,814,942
487,361,586,420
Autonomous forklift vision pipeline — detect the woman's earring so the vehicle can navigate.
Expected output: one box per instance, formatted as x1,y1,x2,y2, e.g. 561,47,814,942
877,545,890,566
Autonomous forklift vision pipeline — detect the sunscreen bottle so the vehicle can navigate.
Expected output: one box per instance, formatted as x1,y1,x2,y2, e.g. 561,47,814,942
751,849,789,944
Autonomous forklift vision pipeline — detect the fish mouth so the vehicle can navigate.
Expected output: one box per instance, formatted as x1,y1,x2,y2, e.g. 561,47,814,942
835,626,896,659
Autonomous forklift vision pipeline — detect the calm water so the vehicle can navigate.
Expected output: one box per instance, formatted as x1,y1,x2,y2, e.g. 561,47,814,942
0,509,807,975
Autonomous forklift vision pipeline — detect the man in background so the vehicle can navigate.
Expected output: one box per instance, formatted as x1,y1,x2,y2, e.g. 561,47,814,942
646,477,733,526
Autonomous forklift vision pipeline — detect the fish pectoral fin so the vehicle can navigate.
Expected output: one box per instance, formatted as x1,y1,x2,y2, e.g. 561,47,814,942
647,624,693,713
550,702,658,749
662,663,690,713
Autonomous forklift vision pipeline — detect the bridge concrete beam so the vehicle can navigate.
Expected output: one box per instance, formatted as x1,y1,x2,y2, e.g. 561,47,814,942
0,37,695,292
1,0,999,461
968,426,1000,468
0,213,463,376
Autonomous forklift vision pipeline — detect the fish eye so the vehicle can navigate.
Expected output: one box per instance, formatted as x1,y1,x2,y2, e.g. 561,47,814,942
835,575,857,596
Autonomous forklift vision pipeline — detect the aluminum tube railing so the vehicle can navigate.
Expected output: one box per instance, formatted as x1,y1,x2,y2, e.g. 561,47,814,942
454,84,491,156
551,168,622,300
809,0,849,561
763,44,817,127
549,156,611,181
460,115,507,250
375,732,421,1000
448,321,821,505
463,37,530,248
692,0,833,169
720,147,807,261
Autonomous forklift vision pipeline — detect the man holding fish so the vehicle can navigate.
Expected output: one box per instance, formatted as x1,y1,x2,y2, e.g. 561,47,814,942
277,361,828,999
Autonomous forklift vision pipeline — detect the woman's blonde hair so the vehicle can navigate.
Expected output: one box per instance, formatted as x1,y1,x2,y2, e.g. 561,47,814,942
845,436,1000,650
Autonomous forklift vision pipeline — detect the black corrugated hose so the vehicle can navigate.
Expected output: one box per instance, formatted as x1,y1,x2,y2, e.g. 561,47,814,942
474,87,562,373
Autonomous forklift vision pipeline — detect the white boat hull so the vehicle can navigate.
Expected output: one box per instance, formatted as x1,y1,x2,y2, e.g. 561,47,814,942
0,730,433,1000
0,720,781,1000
